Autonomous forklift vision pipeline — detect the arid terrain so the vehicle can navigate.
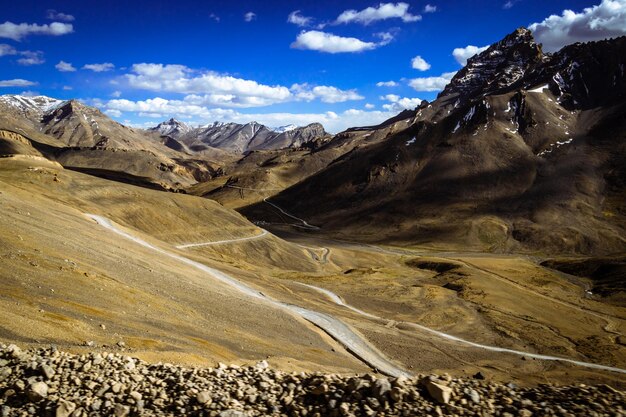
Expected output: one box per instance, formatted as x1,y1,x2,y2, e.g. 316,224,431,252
0,15,625,416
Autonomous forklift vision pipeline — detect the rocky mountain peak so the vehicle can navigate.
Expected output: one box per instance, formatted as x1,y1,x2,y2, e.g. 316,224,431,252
440,27,544,99
149,118,192,138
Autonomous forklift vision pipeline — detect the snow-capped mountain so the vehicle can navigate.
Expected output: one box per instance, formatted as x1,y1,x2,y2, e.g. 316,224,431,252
0,95,65,121
150,120,329,153
148,118,193,138
272,124,297,133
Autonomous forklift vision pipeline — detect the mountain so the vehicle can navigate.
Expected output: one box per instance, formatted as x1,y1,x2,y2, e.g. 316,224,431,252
150,120,330,153
241,29,626,255
148,118,193,138
0,96,228,190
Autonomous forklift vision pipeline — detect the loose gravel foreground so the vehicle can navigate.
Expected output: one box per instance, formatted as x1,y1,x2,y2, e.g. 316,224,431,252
0,344,623,417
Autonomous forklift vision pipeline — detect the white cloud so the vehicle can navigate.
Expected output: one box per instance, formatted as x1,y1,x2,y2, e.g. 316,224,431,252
0,21,73,41
0,44,16,56
105,109,122,117
111,90,122,98
335,2,421,25
0,79,38,87
244,12,256,22
503,0,521,9
452,45,489,65
529,0,626,52
209,13,220,22
125,63,292,107
376,80,398,87
83,62,115,72
46,10,75,22
380,94,422,112
62,85,73,90
424,4,438,13
291,84,363,103
107,97,396,133
291,30,387,53
17,50,44,66
411,55,431,71
365,103,375,109
55,60,76,72
409,71,456,92
287,10,313,27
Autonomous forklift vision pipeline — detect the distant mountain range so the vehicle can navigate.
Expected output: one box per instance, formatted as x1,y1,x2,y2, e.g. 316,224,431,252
148,118,329,153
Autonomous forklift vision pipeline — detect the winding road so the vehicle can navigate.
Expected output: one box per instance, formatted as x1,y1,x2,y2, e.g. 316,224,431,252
85,214,410,378
176,229,269,249
298,282,626,375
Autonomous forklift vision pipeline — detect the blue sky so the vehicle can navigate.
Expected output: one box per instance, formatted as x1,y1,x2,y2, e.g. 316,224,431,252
1,0,625,132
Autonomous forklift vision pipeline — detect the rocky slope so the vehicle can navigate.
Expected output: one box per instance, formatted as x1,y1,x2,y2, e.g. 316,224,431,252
1,345,623,417
241,29,626,255
0,96,229,190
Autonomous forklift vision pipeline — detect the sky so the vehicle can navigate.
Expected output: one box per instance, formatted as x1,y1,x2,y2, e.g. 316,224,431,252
1,0,626,132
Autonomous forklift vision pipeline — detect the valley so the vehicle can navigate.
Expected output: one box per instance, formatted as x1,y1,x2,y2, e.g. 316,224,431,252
0,8,625,415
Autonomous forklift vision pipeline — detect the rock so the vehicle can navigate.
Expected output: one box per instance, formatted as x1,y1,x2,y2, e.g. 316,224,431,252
114,404,130,417
519,410,533,417
197,391,212,405
130,391,142,402
373,378,392,398
55,400,76,417
40,364,55,380
424,381,452,404
218,411,247,417
0,367,12,382
27,381,49,401
473,372,485,380
468,389,480,404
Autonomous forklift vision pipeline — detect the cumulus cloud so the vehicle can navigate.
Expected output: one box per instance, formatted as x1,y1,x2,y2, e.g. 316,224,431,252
335,2,421,25
291,84,363,103
111,90,122,98
380,94,422,112
244,12,256,22
424,4,438,13
122,63,361,108
83,62,115,72
0,79,37,87
0,44,16,56
105,109,122,117
17,50,44,66
411,55,431,71
291,30,391,53
529,0,626,52
452,45,489,65
125,63,291,107
46,10,75,22
365,103,375,109
409,71,456,92
55,60,76,72
0,21,73,41
107,97,396,133
376,80,398,87
287,10,313,27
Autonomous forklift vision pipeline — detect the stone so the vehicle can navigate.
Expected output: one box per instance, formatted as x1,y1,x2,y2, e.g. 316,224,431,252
519,410,533,417
468,389,480,404
424,381,453,404
473,372,485,380
218,411,247,417
373,378,392,398
197,391,212,405
27,382,49,401
55,400,76,417
113,404,130,417
41,364,55,380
